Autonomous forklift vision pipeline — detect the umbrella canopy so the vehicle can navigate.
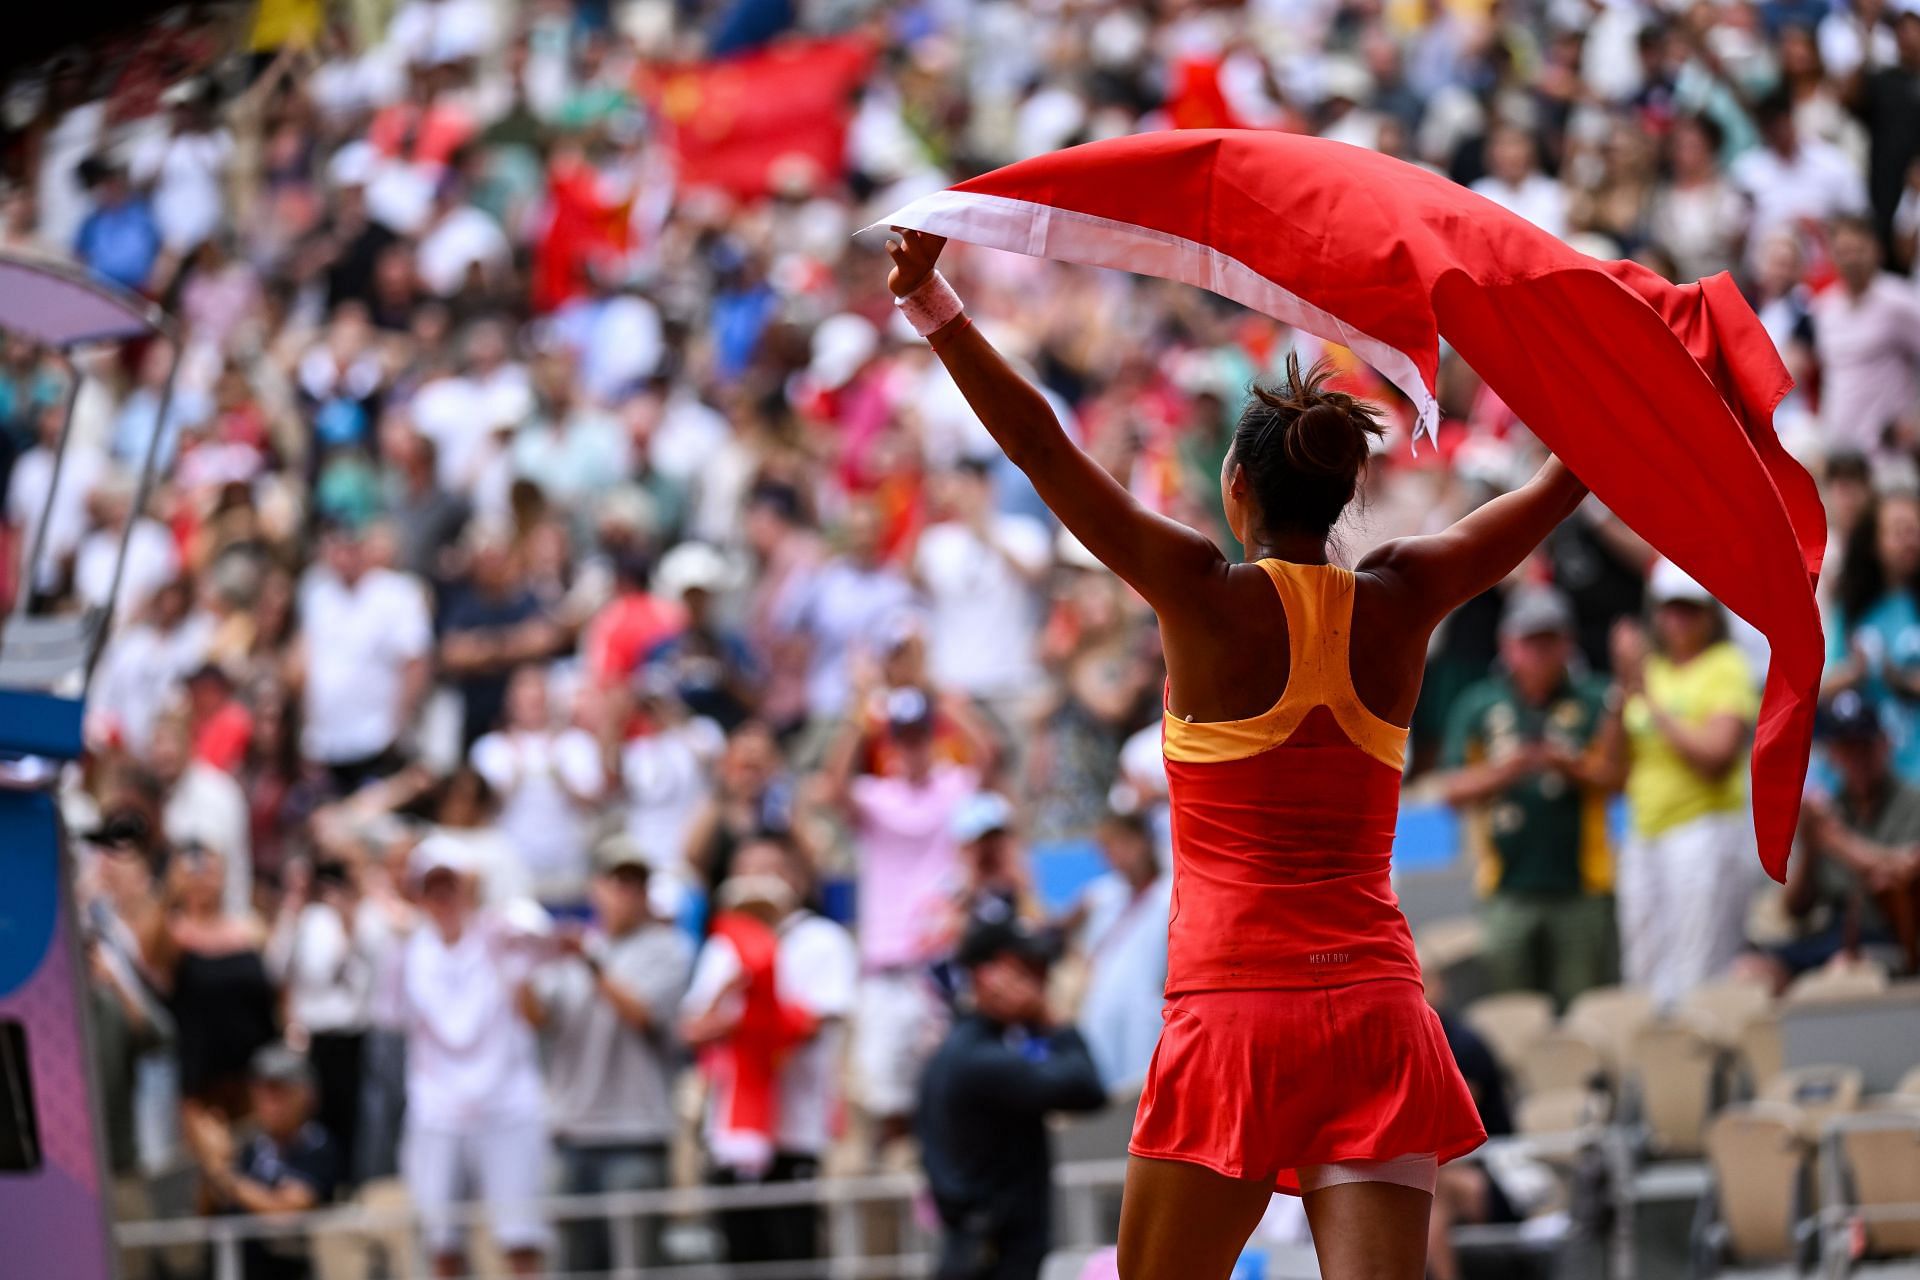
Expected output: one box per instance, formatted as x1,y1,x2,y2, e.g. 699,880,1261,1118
0,254,167,348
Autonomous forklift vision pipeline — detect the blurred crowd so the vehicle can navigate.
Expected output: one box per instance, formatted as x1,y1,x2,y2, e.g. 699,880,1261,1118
2,0,1918,1273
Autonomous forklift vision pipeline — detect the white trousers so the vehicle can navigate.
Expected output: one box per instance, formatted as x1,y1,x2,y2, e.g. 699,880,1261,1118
1618,810,1756,1007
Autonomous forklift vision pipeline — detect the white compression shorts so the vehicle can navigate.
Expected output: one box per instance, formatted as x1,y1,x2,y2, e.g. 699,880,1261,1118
1296,1152,1439,1195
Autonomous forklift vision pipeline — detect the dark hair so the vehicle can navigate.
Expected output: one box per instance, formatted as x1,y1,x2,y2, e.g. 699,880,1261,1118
1754,88,1795,127
1837,492,1920,627
1228,353,1386,541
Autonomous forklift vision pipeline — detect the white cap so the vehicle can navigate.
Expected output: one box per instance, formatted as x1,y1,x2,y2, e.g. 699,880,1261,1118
808,313,880,390
950,791,1015,845
655,541,738,599
408,833,469,886
1648,558,1715,606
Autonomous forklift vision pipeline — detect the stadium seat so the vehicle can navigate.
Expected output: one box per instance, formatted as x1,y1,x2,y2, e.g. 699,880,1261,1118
1054,1089,1142,1163
1699,1102,1816,1268
1628,1020,1723,1157
1761,1065,1865,1139
1783,962,1891,1006
1897,1066,1920,1100
1517,1087,1605,1137
1829,1111,1920,1258
1680,978,1774,1049
1463,991,1555,1076
1564,986,1655,1076
1737,1010,1785,1091
1516,1030,1608,1096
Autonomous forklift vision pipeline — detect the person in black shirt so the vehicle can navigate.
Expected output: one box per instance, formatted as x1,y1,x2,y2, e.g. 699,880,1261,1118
917,917,1107,1280
189,1044,340,1280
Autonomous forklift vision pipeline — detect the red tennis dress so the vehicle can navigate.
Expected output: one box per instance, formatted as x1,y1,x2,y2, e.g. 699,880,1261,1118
1128,560,1485,1192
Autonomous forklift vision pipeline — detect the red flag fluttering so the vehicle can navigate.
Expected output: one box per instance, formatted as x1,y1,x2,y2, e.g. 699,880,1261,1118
645,35,874,201
877,130,1824,881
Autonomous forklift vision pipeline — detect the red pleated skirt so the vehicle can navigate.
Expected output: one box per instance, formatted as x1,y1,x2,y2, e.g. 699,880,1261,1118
1128,979,1486,1194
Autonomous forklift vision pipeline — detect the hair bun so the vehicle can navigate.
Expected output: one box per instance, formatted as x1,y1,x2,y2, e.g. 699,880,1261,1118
1285,399,1371,476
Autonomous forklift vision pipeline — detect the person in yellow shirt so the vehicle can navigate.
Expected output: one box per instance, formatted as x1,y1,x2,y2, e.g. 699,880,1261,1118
1612,560,1762,1006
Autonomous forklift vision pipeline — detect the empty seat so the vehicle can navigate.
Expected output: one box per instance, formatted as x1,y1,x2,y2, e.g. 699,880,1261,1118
1783,962,1891,1006
1564,986,1655,1075
1831,1111,1920,1258
1738,1010,1784,1091
1761,1064,1864,1138
1629,1020,1722,1157
1680,978,1774,1048
1516,1030,1607,1096
1897,1066,1920,1100
1463,992,1556,1076
1702,1103,1813,1265
1517,1087,1604,1137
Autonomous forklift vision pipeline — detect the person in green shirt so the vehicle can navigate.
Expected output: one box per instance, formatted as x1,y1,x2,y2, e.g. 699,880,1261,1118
1438,586,1624,1009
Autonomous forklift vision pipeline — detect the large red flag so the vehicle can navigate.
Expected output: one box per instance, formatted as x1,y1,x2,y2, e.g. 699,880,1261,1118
876,130,1824,881
646,35,874,200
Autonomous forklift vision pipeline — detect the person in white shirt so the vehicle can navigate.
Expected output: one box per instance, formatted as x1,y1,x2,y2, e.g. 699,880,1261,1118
297,522,433,792
615,678,726,915
126,87,232,255
416,182,512,298
90,578,214,756
397,837,550,1278
152,708,253,917
469,666,606,907
1812,216,1920,457
7,398,105,601
1732,91,1870,267
74,478,180,624
265,854,383,1188
679,836,857,1266
1070,811,1172,1090
912,458,1051,718
1470,125,1569,239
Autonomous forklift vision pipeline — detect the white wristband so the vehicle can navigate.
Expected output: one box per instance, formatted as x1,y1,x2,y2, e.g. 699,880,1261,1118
895,270,964,337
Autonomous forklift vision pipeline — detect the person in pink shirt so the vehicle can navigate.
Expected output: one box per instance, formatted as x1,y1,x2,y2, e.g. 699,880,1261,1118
821,685,985,1143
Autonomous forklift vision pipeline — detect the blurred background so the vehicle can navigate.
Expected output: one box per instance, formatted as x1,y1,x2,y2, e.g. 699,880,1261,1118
0,0,1917,1275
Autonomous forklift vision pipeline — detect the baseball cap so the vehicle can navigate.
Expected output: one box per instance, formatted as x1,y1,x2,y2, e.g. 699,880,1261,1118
250,1043,317,1091
408,834,470,887
951,792,1014,845
955,914,1060,970
82,809,152,851
593,832,652,876
1499,586,1575,641
1817,690,1883,743
1648,559,1715,607
885,687,934,736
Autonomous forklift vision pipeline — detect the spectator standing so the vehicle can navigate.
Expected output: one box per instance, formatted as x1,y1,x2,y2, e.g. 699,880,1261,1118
1072,810,1171,1090
1851,8,1920,256
823,686,981,1142
612,677,727,910
439,527,566,751
186,1046,339,1280
1469,126,1569,239
469,665,604,909
1437,588,1623,1010
266,856,376,1190
1812,216,1920,457
396,837,550,1279
74,158,161,291
1779,692,1920,977
1828,490,1920,779
1614,562,1761,1006
90,578,213,757
297,521,433,793
147,843,278,1124
917,917,1106,1280
1733,91,1870,262
522,836,692,1274
742,480,823,736
790,500,917,733
152,708,253,917
912,457,1051,726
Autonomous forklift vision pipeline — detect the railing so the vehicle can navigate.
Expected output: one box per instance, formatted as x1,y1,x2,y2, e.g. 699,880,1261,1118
114,1158,1135,1280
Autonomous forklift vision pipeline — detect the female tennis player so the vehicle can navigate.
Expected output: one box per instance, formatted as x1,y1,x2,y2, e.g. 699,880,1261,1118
886,229,1590,1280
